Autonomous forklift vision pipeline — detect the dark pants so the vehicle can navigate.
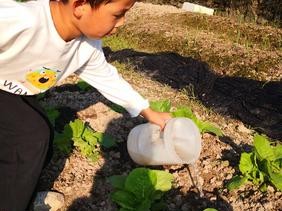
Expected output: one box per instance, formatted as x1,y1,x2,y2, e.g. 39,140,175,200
0,90,53,211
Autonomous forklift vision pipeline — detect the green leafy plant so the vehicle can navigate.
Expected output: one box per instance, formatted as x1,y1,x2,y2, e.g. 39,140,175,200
150,100,223,136
109,103,126,114
44,107,60,126
108,168,173,211
36,92,46,100
54,119,117,161
150,100,171,112
227,134,282,192
76,80,92,92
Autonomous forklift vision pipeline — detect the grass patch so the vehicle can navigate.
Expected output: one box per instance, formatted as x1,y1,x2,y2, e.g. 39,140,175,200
103,34,138,51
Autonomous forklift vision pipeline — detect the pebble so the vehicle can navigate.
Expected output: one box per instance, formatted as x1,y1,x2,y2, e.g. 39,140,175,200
236,124,251,134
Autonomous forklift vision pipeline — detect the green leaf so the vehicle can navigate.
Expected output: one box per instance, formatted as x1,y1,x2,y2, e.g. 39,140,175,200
239,152,255,175
109,103,126,113
73,138,93,156
254,134,275,161
120,208,132,211
82,128,99,146
62,124,73,139
69,119,85,139
273,145,282,160
108,175,127,190
93,131,117,148
171,106,196,120
269,172,282,191
111,190,138,210
151,201,167,211
259,183,268,192
36,92,46,100
53,132,73,154
151,170,173,192
77,80,91,91
136,199,151,211
87,152,100,162
119,208,132,211
251,170,265,185
203,209,218,211
45,107,60,126
272,159,282,173
150,100,171,112
197,121,223,136
125,168,156,200
226,175,248,191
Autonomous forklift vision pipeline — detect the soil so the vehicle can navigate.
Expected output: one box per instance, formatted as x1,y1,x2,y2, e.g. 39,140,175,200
36,3,282,211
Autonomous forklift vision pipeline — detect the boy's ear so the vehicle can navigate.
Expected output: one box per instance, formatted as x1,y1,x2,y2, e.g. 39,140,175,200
72,0,88,18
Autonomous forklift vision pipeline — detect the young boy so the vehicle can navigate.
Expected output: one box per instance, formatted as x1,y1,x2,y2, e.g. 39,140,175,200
0,0,171,210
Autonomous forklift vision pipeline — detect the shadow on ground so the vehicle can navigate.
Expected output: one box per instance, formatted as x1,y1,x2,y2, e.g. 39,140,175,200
104,47,282,140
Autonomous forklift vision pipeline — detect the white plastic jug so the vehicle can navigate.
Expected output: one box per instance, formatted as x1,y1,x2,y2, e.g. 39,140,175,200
127,118,202,165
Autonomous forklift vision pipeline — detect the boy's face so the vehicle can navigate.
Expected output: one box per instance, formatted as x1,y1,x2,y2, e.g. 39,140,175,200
75,0,135,39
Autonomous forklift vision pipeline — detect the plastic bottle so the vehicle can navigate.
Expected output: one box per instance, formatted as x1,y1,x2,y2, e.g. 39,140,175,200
127,118,202,165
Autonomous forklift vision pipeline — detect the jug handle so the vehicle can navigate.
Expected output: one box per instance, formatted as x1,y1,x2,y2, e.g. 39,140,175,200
151,124,164,142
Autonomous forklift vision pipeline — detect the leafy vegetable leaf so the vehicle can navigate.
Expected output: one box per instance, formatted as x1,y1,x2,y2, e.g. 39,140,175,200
152,170,173,192
136,199,151,211
273,145,282,160
197,121,223,137
77,80,91,91
108,175,127,190
172,106,196,120
109,103,126,113
53,132,73,154
203,208,218,211
150,100,171,112
93,131,117,148
269,172,282,191
125,168,156,200
45,107,60,126
254,134,275,161
81,128,98,146
111,190,138,210
226,175,248,191
69,119,85,139
239,152,255,175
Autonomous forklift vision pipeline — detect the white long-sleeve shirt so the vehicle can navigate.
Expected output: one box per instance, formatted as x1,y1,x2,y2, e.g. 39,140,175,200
0,0,149,117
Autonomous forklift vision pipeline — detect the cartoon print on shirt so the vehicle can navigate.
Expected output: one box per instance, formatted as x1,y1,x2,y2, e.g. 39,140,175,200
25,67,60,90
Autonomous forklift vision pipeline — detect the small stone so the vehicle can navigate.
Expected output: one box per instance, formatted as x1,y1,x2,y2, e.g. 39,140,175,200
210,177,216,183
33,191,64,211
210,196,216,201
226,174,233,180
236,124,250,134
222,160,229,167
267,185,275,193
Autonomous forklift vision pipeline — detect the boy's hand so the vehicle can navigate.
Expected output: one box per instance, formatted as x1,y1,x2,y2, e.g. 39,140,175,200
140,108,172,130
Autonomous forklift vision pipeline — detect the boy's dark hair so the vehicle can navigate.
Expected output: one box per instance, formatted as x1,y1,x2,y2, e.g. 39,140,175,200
59,0,111,7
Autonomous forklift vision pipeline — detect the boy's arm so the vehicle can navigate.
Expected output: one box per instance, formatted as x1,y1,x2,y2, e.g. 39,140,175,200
76,41,149,117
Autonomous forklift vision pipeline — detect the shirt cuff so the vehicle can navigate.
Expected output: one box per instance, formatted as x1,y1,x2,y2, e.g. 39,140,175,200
125,99,150,117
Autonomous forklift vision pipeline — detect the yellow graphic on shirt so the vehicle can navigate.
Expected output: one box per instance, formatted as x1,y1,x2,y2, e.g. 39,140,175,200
26,67,59,90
